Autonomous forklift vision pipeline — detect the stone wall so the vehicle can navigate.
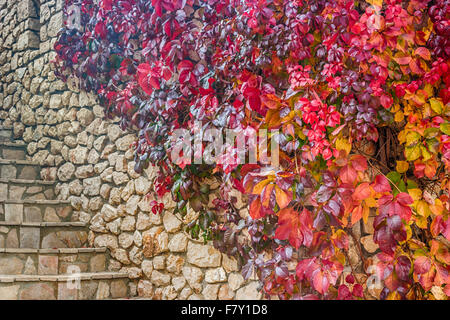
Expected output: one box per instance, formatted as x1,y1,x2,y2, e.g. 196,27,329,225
0,0,261,300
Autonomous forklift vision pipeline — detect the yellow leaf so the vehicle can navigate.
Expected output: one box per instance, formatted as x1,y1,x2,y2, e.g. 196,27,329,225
430,199,444,216
367,0,383,8
415,215,428,229
398,130,407,144
405,145,421,161
420,145,432,162
408,188,422,201
396,161,409,173
365,197,378,208
406,131,421,146
416,200,431,218
405,225,413,240
387,291,402,300
362,204,370,224
335,137,352,154
394,110,404,122
429,98,443,114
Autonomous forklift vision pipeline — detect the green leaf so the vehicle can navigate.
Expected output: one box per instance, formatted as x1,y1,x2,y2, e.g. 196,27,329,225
405,131,421,147
405,145,421,161
407,179,418,189
429,98,443,114
440,122,450,135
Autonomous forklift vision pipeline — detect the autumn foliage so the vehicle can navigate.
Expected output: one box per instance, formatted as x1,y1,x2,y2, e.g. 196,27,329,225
54,0,450,300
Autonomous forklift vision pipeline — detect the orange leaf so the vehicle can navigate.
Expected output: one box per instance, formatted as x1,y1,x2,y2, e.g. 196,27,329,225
261,183,274,207
351,205,368,226
249,198,263,219
252,179,271,195
353,183,371,201
415,47,431,61
275,185,291,209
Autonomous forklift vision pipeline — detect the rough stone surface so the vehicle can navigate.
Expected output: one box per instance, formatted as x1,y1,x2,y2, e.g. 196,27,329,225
187,242,222,268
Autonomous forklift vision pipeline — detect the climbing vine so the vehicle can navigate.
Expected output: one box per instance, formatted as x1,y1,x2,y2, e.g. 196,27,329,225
54,0,449,300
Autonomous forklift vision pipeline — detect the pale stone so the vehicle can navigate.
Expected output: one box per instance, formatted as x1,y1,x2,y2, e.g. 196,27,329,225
179,287,192,300
222,254,239,273
129,246,143,265
94,234,118,250
106,218,121,235
121,216,136,232
151,270,171,286
162,286,178,300
58,282,78,300
0,285,20,300
172,276,186,292
235,281,262,300
134,230,143,247
100,184,111,200
69,145,88,164
114,248,131,265
153,256,166,270
361,235,379,253
0,257,24,274
57,162,75,181
218,284,234,300
83,176,101,196
111,280,127,298
187,242,222,268
75,165,94,179
205,267,227,283
134,177,151,195
38,255,58,275
90,254,106,272
182,266,203,293
202,284,220,300
166,255,185,274
87,149,100,164
118,233,134,249
142,260,153,278
77,108,94,127
20,283,56,300
107,125,122,142
125,195,140,215
124,267,143,279
6,229,19,248
163,211,182,233
90,213,107,233
228,272,244,291
68,179,83,195
137,280,153,298
96,281,110,299
168,233,188,252
112,172,129,185
116,134,135,151
101,204,119,222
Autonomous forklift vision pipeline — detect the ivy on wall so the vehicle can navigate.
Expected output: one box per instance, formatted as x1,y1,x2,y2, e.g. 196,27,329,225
54,0,449,300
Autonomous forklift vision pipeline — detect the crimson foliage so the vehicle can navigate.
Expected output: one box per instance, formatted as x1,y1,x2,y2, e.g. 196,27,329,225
54,0,450,300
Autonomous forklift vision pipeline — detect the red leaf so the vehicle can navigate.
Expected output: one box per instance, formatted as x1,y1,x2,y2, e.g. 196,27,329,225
372,175,391,193
352,284,364,298
275,208,313,248
414,256,431,274
351,155,368,172
177,60,194,73
340,165,357,184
